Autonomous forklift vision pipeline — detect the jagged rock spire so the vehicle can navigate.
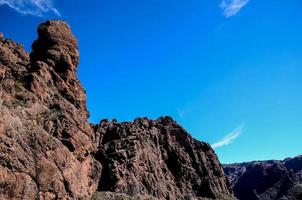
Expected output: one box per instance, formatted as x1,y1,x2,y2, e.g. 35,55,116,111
0,21,234,200
28,20,89,117
30,20,79,77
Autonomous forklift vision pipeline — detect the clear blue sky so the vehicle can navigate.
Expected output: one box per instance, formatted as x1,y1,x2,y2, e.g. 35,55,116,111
0,0,301,163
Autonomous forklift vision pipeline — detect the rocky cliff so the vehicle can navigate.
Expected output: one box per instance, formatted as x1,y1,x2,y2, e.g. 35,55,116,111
0,20,233,200
92,117,232,200
223,155,302,200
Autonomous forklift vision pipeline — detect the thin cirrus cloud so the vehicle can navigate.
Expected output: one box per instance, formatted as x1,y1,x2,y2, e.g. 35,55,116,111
211,123,244,149
220,0,250,17
0,0,60,17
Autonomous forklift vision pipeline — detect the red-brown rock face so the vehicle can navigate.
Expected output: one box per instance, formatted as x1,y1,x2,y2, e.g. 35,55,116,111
93,117,233,200
0,21,101,200
0,20,233,200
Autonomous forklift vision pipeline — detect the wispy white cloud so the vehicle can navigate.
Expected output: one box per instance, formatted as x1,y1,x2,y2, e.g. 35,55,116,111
212,123,244,149
220,0,250,17
0,0,60,17
177,109,184,119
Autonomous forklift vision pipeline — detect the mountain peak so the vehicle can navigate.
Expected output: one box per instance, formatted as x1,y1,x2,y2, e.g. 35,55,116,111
30,20,79,75
0,21,234,200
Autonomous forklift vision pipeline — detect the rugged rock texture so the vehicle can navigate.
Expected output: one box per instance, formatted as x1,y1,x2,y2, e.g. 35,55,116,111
92,117,233,200
92,191,157,200
0,21,101,200
0,20,233,200
223,155,302,200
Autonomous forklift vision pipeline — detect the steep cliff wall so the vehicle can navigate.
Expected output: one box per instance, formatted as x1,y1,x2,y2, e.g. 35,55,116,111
0,20,233,200
0,20,101,200
92,117,232,200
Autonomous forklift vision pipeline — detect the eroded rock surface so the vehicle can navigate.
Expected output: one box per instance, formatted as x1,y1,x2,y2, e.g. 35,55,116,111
224,155,302,200
0,20,233,200
0,21,101,200
93,117,233,200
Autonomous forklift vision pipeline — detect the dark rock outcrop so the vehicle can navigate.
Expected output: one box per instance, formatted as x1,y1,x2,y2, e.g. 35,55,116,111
223,155,302,200
0,20,233,200
92,117,233,200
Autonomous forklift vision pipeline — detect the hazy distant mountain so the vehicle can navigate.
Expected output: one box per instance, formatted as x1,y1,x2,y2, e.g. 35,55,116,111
224,155,302,200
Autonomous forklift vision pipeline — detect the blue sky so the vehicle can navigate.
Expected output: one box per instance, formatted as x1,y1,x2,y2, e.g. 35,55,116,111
0,0,301,163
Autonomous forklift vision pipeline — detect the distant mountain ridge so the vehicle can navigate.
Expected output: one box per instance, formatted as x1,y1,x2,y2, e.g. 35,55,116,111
223,155,302,200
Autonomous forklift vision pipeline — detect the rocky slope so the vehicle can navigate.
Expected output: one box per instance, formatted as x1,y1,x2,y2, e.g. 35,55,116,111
223,155,302,200
92,117,233,200
0,20,233,200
